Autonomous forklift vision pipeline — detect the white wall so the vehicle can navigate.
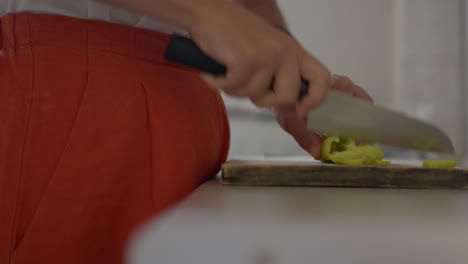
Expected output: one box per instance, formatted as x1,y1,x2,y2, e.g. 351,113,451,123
393,0,464,157
278,0,395,106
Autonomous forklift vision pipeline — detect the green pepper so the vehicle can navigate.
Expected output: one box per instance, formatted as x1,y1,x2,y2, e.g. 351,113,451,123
328,150,362,165
349,145,384,160
320,135,390,166
423,160,457,169
376,160,391,166
321,136,340,162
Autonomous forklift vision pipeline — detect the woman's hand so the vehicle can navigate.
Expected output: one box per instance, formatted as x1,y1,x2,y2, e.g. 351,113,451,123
274,75,373,159
188,1,331,110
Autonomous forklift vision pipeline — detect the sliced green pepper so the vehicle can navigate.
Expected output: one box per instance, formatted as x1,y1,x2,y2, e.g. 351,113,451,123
376,160,391,166
349,145,384,160
320,135,390,166
321,136,340,162
321,136,456,168
328,150,362,165
422,160,457,169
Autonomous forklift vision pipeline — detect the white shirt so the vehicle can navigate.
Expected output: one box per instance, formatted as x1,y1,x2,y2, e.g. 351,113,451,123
0,0,184,34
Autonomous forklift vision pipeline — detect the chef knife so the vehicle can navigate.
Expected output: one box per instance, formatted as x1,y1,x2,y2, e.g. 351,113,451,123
164,35,455,155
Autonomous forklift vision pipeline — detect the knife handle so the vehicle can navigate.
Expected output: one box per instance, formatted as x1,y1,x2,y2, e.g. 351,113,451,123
164,35,309,99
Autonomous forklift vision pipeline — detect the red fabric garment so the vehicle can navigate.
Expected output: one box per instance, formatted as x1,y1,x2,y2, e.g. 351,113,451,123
0,13,230,264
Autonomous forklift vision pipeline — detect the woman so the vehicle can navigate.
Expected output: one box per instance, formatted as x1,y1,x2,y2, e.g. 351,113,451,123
0,0,372,263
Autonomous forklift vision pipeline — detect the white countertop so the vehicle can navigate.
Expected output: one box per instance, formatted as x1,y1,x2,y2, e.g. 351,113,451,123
126,175,468,264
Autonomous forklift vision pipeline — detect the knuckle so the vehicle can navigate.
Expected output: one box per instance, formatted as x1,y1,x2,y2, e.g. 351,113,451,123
239,45,261,64
270,39,284,56
278,40,298,61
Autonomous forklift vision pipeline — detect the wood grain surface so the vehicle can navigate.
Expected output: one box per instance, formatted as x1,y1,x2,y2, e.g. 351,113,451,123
221,160,468,189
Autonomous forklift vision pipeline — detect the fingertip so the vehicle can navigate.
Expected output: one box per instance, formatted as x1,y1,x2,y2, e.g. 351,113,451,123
333,76,354,94
354,85,374,103
298,132,321,159
310,134,322,160
311,149,321,160
295,128,321,159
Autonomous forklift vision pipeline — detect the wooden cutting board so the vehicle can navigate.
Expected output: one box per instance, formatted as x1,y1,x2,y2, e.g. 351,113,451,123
221,159,468,189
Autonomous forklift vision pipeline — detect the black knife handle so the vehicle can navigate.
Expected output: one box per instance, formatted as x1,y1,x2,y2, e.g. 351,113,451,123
164,35,309,99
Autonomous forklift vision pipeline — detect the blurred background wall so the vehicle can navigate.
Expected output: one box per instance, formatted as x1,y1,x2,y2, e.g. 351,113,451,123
224,0,467,165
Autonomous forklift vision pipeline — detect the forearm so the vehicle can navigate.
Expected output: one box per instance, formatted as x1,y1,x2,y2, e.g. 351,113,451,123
100,0,287,31
99,0,217,30
236,0,287,27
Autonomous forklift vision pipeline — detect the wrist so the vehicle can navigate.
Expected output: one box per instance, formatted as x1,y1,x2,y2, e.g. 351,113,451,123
236,0,287,29
100,0,222,32
179,0,230,33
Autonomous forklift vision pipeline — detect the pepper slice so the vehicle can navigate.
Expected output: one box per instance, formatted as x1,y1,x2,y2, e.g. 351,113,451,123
320,136,356,162
320,136,341,162
328,151,364,166
320,135,390,166
376,160,391,166
423,160,457,169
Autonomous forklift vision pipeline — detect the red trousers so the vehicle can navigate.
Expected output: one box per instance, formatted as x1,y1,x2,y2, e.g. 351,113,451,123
0,13,230,264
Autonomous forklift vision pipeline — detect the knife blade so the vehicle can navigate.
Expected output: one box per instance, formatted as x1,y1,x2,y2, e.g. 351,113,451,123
164,35,455,155
307,91,455,154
